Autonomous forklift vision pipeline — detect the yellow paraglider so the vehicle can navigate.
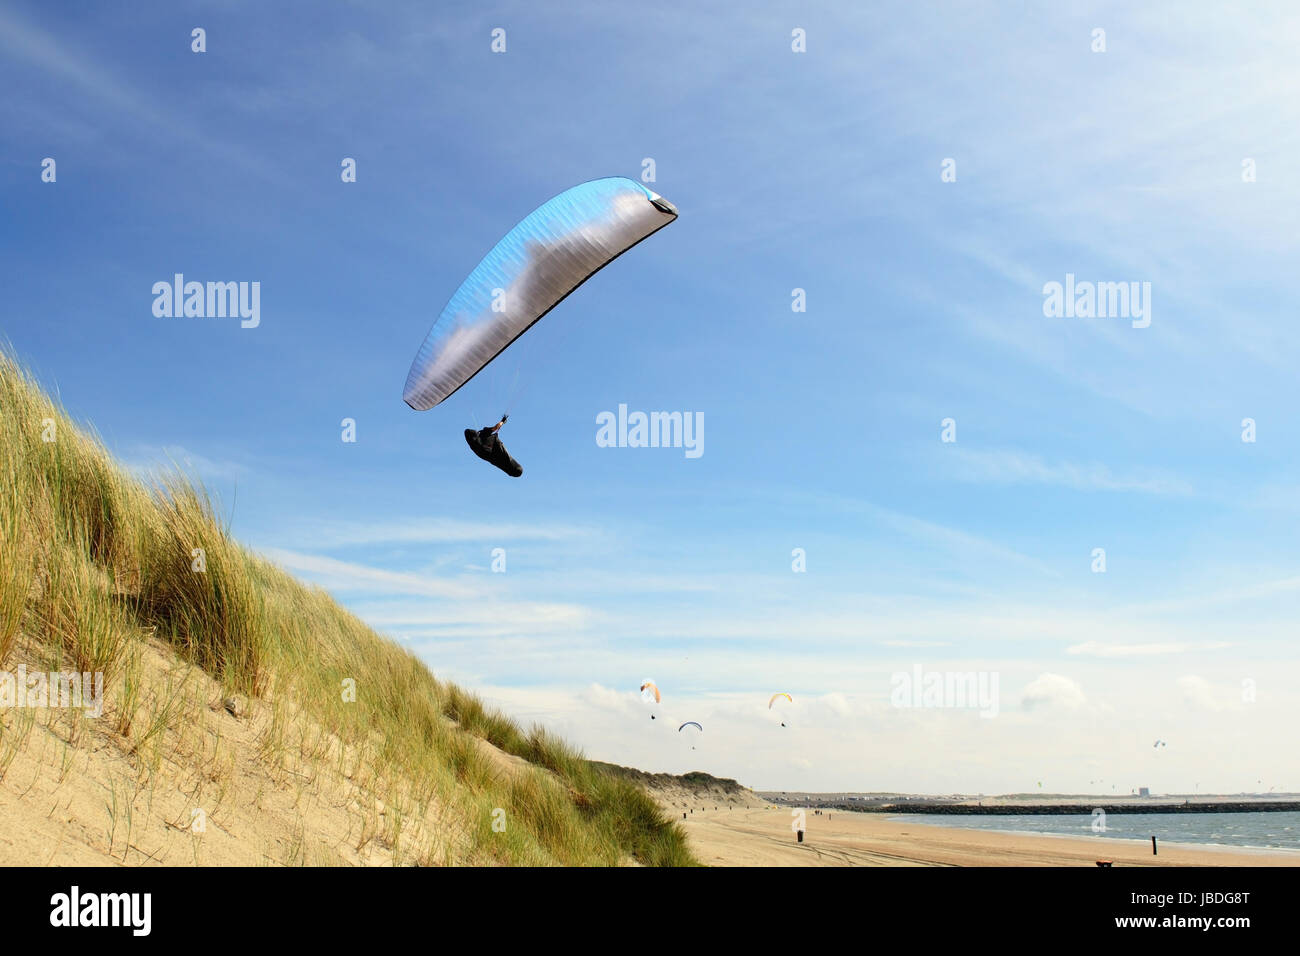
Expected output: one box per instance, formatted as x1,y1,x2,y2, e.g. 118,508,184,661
769,692,792,727
640,680,661,720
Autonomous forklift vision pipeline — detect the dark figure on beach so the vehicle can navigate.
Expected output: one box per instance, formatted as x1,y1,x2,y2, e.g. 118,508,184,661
465,416,523,477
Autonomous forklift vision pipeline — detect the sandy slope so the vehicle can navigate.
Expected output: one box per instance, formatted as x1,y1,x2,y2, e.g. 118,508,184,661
650,784,766,813
677,806,1300,867
0,637,466,866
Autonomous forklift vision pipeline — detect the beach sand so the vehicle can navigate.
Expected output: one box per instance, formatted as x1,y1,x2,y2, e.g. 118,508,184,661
676,805,1300,867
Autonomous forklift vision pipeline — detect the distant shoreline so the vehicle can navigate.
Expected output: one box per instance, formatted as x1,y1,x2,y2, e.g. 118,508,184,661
858,801,1300,815
757,793,1300,815
889,814,1300,855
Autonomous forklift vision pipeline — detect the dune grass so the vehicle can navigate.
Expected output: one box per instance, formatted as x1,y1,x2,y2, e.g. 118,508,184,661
0,349,694,866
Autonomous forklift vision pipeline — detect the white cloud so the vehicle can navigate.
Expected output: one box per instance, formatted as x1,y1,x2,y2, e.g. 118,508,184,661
1021,673,1087,711
1178,675,1231,713
579,683,641,718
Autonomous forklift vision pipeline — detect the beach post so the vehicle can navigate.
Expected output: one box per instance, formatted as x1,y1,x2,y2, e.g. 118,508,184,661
1151,836,1158,855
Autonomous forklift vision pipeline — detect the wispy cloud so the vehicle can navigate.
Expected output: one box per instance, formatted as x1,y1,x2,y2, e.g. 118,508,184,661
259,548,479,599
0,5,282,180
277,518,593,550
1067,641,1232,658
122,445,249,482
359,601,592,638
789,489,1061,579
0,7,166,125
950,448,1194,496
1116,575,1300,616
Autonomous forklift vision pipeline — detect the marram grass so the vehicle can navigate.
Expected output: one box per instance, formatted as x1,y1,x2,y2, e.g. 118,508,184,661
0,349,694,866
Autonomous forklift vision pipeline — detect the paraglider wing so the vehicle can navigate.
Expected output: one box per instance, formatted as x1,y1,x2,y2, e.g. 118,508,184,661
768,692,793,727
678,721,702,733
640,680,661,704
404,177,679,411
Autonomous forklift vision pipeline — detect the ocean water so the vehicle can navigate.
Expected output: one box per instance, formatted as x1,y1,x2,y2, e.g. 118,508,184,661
891,811,1300,852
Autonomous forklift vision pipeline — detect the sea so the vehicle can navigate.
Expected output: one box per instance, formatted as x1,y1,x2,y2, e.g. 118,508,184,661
891,810,1300,852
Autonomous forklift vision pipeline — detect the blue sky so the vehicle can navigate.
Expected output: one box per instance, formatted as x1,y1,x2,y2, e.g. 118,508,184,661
4,1,1299,794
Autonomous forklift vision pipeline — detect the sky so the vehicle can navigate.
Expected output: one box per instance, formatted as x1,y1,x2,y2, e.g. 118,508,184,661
3,0,1299,795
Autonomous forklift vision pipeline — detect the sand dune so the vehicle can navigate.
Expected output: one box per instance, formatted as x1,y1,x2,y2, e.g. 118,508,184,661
0,637,457,866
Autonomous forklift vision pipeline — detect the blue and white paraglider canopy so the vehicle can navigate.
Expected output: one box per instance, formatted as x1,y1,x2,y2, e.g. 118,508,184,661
403,177,678,412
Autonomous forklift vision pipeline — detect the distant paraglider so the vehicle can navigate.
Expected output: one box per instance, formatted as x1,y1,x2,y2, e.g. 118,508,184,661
640,680,661,720
678,721,702,749
769,692,792,727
